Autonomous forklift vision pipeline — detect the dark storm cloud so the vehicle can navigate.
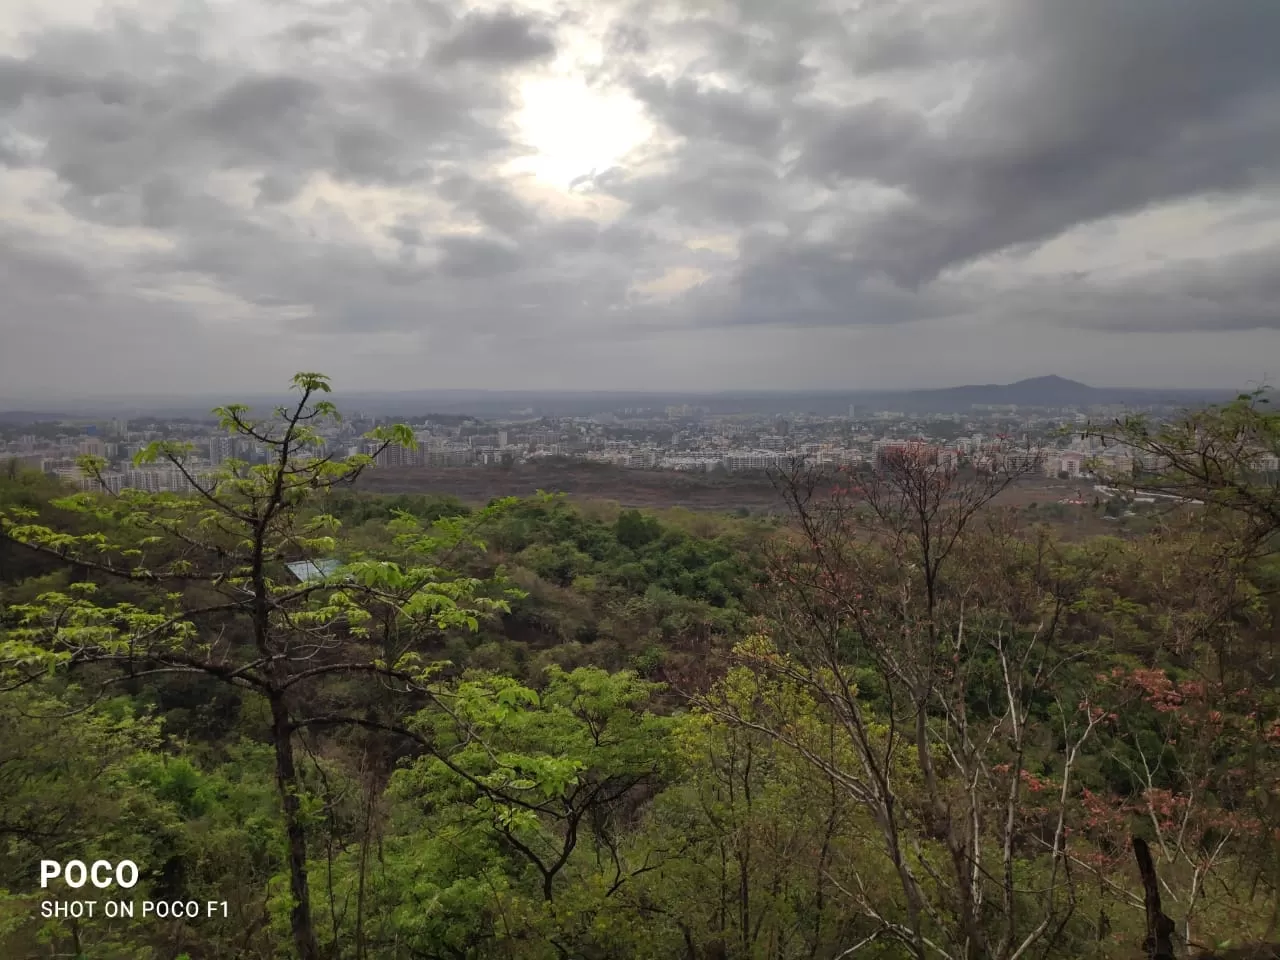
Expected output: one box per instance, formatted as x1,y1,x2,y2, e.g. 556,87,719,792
386,221,425,247
434,9,557,66
436,174,539,235
0,2,567,346
592,0,1280,327
277,22,340,47
610,156,781,226
199,75,322,143
537,217,599,252
628,75,784,150
437,234,524,278
796,100,925,187
999,251,1280,334
843,0,1280,286
2,14,513,218
2,0,1280,402
724,234,961,328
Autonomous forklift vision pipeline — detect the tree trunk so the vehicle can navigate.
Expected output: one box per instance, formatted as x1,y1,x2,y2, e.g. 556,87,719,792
271,693,320,960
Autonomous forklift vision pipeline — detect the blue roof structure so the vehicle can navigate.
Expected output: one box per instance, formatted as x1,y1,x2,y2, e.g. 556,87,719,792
284,559,342,582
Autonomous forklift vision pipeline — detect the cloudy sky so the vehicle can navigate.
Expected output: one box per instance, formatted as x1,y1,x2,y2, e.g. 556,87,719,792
2,0,1279,399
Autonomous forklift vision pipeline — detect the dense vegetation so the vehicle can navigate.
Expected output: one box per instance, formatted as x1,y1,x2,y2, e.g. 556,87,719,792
0,375,1276,960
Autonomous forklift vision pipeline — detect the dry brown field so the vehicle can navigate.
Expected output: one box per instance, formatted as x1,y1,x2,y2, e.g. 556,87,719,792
356,462,1092,515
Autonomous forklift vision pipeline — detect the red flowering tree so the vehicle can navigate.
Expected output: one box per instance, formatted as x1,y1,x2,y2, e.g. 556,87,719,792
1074,666,1279,953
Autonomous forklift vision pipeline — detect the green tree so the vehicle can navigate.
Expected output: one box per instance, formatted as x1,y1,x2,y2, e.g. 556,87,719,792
0,374,519,960
382,666,679,957
1091,388,1279,552
615,509,661,551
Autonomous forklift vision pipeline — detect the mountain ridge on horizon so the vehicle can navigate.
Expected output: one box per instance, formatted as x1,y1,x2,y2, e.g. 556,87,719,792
0,373,1238,403
0,375,1244,422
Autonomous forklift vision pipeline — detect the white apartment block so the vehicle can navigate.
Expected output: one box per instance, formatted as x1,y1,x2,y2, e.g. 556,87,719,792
1002,450,1046,473
721,451,783,472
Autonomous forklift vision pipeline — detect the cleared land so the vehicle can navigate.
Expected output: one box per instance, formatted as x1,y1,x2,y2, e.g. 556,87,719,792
356,462,781,510
355,462,1087,513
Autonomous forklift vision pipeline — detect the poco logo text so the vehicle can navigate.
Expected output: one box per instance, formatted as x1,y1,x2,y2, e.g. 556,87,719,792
40,860,139,890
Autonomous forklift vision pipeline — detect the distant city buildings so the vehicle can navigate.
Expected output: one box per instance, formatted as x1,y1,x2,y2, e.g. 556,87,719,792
722,451,783,472
47,463,217,495
4,395,1252,494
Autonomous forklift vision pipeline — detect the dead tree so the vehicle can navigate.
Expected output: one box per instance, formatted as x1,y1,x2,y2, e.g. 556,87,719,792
1134,836,1279,960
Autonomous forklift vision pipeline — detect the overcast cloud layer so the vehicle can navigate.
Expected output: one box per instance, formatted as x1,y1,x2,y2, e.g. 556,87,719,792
2,0,1279,398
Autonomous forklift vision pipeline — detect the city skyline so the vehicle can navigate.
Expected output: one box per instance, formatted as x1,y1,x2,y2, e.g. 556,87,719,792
3,0,1279,396
14,380,1230,497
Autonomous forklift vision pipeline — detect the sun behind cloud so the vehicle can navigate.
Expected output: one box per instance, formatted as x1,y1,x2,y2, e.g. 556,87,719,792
508,73,653,190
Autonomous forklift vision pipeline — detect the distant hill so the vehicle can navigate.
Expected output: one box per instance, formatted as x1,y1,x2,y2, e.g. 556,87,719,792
0,377,1239,421
906,375,1100,409
0,410,74,424
880,375,1233,413
313,377,1230,417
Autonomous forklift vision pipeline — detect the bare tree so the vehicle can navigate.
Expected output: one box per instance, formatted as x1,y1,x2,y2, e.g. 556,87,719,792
1134,837,1280,960
697,453,1104,960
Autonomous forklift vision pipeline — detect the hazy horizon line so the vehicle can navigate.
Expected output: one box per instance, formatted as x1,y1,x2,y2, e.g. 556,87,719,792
0,378,1255,418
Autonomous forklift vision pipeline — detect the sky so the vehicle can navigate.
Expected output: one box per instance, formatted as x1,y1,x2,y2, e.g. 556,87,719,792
2,0,1279,399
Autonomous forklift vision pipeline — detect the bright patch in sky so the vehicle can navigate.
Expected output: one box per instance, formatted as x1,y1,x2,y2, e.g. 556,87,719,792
631,266,710,300
509,75,653,189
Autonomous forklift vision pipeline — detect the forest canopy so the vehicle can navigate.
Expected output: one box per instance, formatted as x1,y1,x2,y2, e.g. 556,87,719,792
0,376,1277,960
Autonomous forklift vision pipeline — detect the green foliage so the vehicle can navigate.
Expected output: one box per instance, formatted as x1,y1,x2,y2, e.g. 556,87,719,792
0,387,1277,958
322,491,471,527
614,509,661,550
